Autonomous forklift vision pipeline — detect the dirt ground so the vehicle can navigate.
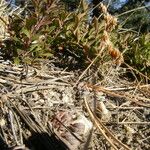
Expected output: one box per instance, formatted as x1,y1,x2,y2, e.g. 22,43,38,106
0,57,150,150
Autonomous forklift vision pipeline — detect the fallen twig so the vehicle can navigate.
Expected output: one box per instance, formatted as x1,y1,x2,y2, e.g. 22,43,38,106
84,96,131,150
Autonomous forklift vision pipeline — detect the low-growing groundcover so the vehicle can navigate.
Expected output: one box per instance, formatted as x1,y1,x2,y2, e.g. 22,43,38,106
0,0,150,150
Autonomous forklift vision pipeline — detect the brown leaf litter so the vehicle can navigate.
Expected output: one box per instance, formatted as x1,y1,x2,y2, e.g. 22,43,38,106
0,59,150,150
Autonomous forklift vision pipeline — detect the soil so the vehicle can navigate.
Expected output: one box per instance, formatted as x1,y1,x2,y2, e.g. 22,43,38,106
0,57,150,150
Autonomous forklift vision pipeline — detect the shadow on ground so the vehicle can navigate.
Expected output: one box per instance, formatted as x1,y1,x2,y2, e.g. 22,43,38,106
0,132,68,150
25,132,68,150
0,135,9,150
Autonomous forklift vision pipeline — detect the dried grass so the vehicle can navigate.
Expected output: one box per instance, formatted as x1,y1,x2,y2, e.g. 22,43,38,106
0,56,149,149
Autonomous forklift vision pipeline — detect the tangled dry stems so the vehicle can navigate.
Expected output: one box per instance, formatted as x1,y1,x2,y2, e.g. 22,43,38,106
0,56,150,149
